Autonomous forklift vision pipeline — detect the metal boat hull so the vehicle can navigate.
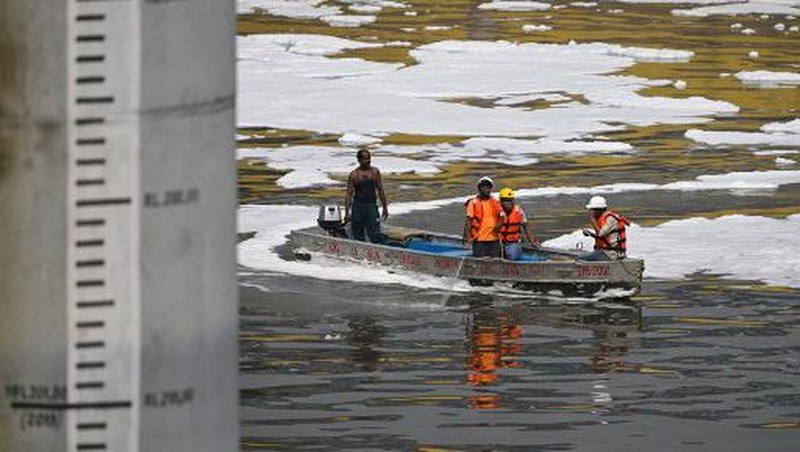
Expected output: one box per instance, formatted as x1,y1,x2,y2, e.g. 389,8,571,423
289,226,644,297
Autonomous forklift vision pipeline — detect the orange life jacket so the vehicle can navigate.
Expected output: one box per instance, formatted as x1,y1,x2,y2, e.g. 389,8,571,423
592,211,628,252
465,197,503,242
499,205,525,243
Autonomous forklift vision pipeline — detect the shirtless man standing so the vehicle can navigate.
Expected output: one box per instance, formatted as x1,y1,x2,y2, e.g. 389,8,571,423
344,149,389,242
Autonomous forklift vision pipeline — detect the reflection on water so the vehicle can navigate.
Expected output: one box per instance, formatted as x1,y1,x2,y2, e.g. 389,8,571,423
463,300,644,410
466,306,523,387
589,329,629,375
465,306,524,409
345,315,387,372
240,277,775,450
465,0,501,41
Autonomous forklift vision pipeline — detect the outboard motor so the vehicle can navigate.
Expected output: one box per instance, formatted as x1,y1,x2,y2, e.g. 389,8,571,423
317,205,348,238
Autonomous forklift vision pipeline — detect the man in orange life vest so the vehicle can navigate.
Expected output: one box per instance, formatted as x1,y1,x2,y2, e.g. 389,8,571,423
579,195,629,261
463,176,505,258
497,188,539,260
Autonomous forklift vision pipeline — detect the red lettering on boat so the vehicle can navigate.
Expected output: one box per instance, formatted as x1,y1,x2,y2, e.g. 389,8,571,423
366,249,381,262
503,265,520,277
434,258,457,269
526,265,543,276
326,241,340,254
576,265,609,277
399,253,422,267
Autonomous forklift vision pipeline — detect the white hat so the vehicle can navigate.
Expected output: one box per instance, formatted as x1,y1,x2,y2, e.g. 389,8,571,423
585,195,607,209
477,176,494,187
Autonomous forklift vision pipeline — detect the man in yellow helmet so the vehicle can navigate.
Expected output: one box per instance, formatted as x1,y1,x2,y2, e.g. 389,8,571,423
498,188,539,260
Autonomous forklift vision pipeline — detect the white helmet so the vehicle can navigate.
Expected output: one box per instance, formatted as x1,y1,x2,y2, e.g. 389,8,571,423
585,195,607,210
477,176,494,187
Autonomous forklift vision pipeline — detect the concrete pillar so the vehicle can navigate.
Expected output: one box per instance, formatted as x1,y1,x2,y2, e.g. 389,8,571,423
0,0,237,450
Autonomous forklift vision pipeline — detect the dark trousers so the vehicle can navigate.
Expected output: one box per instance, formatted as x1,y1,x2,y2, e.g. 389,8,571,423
472,240,501,258
350,201,381,243
469,241,501,286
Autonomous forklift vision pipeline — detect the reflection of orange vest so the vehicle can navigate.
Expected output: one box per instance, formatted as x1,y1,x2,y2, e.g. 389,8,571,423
590,343,628,373
499,206,524,243
466,319,524,388
467,329,500,386
593,211,628,252
465,197,502,241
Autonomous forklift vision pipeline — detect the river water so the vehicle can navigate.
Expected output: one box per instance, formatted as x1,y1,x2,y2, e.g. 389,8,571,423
236,0,800,450
239,271,800,451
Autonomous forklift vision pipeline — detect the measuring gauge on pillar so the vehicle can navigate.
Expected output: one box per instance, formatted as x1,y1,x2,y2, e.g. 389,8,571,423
0,0,237,450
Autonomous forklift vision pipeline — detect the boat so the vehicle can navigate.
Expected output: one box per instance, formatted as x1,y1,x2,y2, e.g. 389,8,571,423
288,206,644,297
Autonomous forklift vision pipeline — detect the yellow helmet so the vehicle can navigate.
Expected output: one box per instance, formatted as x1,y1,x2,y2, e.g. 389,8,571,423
499,187,516,199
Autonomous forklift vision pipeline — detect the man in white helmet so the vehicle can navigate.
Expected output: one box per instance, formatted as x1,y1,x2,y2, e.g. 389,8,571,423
579,195,629,261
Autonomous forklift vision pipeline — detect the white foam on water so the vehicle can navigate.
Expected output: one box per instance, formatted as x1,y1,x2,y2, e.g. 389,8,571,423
514,169,800,198
736,70,800,88
545,215,800,288
238,138,635,188
385,41,413,47
238,0,409,26
322,14,377,27
522,24,554,33
754,150,799,155
238,33,384,58
762,119,800,134
669,0,800,17
238,146,440,188
686,118,800,147
608,0,800,17
464,137,634,156
686,129,799,147
478,1,552,12
615,0,733,3
237,35,735,141
239,170,800,288
237,0,342,18
349,5,382,14
338,133,384,147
